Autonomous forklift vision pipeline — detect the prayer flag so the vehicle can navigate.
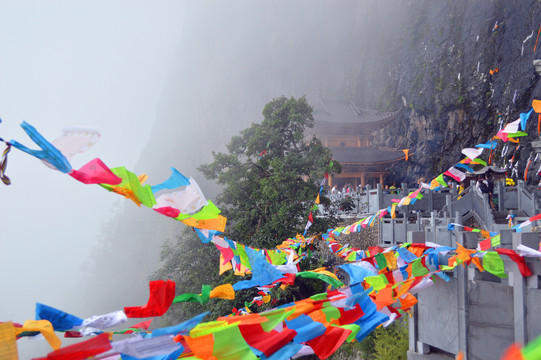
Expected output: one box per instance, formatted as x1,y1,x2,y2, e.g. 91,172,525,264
124,280,176,318
69,158,122,185
402,149,409,161
461,147,484,160
35,303,83,331
520,108,534,131
0,322,18,360
483,252,508,278
496,248,533,277
37,333,111,360
10,121,72,173
444,167,466,182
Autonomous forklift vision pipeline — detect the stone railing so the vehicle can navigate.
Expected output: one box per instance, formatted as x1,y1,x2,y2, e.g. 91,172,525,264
407,231,541,360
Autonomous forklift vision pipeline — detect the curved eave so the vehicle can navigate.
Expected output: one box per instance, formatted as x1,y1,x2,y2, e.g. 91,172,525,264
310,109,403,136
339,156,406,165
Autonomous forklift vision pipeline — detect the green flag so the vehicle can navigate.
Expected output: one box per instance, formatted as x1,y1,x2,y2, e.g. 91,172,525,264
483,252,508,278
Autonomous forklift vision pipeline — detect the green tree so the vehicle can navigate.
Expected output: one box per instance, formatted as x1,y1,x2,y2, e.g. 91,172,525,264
199,96,340,249
153,96,341,324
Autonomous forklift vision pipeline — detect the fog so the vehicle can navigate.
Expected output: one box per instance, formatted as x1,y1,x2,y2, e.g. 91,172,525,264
0,1,401,358
0,1,184,357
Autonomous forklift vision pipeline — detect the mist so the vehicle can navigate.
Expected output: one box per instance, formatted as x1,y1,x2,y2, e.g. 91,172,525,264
0,1,184,357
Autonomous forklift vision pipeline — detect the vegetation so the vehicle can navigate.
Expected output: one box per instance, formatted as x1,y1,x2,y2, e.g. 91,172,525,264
199,95,340,249
329,319,409,360
153,96,342,323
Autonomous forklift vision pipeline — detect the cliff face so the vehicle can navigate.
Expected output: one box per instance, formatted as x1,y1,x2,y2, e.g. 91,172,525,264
355,0,541,181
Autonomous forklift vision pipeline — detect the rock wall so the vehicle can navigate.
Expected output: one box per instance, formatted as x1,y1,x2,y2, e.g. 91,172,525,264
355,0,541,183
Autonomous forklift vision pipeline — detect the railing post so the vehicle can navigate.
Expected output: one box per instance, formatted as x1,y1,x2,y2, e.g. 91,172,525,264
391,217,395,245
404,211,408,244
431,211,437,244
446,194,453,218
457,231,469,358
428,189,434,212
454,211,461,245
483,193,490,225
511,233,534,345
366,184,371,212
377,183,384,210
518,181,523,214
496,182,504,211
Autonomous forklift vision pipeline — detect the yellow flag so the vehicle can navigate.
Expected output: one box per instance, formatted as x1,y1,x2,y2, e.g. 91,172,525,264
14,320,61,350
383,252,397,270
219,254,232,275
315,194,320,204
209,284,235,300
0,322,18,360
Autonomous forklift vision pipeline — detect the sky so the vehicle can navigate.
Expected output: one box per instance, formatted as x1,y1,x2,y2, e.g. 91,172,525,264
0,1,185,357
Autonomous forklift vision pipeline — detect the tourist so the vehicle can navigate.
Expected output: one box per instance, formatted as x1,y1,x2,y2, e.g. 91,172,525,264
476,175,489,195
486,173,496,210
457,181,466,200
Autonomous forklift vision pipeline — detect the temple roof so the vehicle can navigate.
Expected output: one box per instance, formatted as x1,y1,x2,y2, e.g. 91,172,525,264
330,146,405,165
310,99,403,135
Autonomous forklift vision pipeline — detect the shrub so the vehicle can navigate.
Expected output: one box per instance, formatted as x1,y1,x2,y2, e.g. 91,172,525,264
373,319,409,360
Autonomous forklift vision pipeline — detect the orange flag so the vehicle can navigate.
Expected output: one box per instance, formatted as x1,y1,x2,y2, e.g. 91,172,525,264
402,149,410,161
182,215,227,232
533,99,541,113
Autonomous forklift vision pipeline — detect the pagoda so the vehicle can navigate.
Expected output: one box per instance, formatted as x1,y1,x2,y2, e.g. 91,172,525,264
307,98,405,188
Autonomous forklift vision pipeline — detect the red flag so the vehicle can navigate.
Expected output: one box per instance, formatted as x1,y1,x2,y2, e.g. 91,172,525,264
38,333,111,360
64,331,82,338
153,206,181,218
124,319,153,334
307,326,351,360
478,238,491,251
124,280,176,318
368,246,385,256
308,212,314,223
495,248,533,277
239,323,296,357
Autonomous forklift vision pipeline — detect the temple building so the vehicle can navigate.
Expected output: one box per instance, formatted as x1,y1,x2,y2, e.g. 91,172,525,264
307,98,406,188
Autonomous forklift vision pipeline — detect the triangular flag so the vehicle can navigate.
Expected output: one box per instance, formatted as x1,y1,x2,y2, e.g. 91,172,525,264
520,108,534,131
435,174,448,187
